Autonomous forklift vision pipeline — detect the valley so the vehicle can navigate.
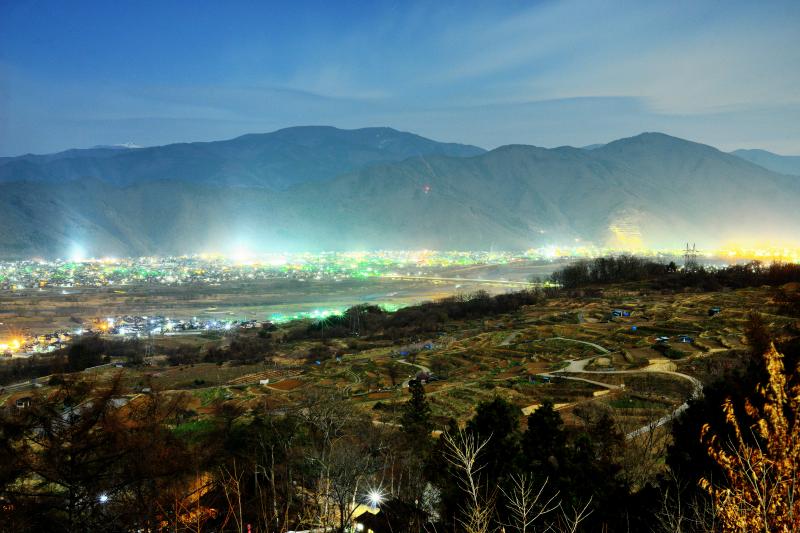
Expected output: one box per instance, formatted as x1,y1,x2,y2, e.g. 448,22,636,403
0,259,562,339
3,281,787,444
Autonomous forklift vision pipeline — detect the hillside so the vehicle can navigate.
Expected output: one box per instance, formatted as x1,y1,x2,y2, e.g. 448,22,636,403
731,148,800,176
0,126,485,190
286,133,800,250
0,132,798,258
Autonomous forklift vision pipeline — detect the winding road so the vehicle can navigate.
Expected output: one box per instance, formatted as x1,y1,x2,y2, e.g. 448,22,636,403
533,338,703,439
397,359,431,388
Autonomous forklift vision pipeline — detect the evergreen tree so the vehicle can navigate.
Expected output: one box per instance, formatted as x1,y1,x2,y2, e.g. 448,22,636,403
520,400,566,479
466,397,520,484
401,379,432,437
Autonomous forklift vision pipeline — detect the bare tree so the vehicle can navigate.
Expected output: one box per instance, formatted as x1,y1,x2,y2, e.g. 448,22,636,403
442,430,495,533
300,390,353,527
557,497,593,533
620,412,669,490
500,474,559,533
219,458,246,533
655,471,715,533
325,438,376,533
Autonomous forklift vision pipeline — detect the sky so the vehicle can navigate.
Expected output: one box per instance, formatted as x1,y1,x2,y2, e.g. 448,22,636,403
1,0,799,156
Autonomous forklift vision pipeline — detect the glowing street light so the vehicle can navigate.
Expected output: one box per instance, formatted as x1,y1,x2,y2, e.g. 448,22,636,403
366,488,384,509
98,492,109,504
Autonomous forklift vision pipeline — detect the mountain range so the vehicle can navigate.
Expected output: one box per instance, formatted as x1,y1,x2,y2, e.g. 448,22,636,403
0,126,484,190
0,127,798,258
730,149,800,176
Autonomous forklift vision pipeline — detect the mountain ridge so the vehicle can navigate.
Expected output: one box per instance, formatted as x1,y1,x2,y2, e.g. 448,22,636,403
0,126,486,190
0,130,797,258
731,148,800,176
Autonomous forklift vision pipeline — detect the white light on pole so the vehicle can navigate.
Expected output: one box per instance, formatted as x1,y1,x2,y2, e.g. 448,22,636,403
367,489,384,509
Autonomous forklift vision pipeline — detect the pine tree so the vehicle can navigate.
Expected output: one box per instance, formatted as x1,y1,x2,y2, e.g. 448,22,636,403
466,397,521,485
401,379,432,437
521,400,566,477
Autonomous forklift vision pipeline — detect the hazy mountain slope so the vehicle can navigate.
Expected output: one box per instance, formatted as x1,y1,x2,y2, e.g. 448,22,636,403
0,126,485,190
0,179,306,258
0,132,797,258
297,133,800,250
589,133,800,243
731,148,800,176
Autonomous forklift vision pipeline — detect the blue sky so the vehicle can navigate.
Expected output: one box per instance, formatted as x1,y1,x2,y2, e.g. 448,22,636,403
1,0,798,156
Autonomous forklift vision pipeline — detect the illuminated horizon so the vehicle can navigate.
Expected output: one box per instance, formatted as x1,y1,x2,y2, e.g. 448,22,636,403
10,244,800,265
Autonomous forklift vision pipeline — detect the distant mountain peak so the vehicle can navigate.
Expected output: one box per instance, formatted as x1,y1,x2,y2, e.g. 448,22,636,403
611,131,697,146
0,126,486,190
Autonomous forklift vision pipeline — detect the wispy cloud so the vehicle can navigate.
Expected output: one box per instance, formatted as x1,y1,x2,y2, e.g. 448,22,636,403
1,1,798,155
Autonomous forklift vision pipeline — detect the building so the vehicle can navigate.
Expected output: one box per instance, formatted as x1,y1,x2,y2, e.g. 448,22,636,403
354,500,428,533
15,397,32,410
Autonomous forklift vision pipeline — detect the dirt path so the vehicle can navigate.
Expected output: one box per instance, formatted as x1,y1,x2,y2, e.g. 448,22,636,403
499,332,520,346
398,359,431,388
536,337,703,440
547,336,611,354
537,373,623,390
513,336,612,356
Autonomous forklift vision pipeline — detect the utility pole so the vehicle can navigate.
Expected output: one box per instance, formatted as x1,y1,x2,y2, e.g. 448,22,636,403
683,242,699,271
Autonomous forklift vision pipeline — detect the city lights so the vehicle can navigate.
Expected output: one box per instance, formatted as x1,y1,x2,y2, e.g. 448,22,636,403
2,246,798,358
2,247,797,295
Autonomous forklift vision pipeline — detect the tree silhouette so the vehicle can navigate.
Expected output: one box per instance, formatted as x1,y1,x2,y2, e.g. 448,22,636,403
401,379,432,439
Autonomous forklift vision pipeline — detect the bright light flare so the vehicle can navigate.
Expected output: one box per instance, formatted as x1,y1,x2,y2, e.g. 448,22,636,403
69,244,87,263
543,245,559,259
267,254,287,267
230,243,256,265
366,488,385,508
0,339,22,352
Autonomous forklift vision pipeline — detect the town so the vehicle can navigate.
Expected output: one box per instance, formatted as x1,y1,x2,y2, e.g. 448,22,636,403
2,246,796,293
0,314,263,357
